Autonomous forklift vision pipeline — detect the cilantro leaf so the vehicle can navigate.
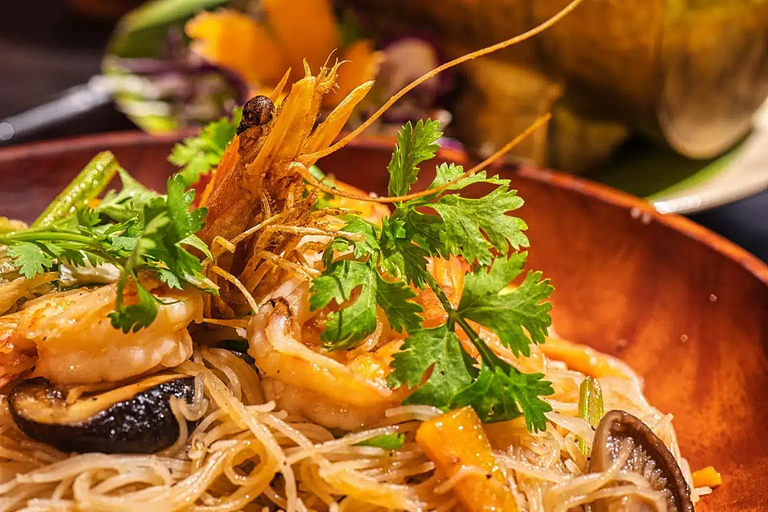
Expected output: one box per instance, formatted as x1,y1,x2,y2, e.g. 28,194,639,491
169,108,242,187
428,163,509,192
310,117,557,432
97,168,158,222
165,175,207,240
388,325,474,410
379,217,431,288
355,433,406,450
387,120,442,197
109,279,160,333
6,242,55,278
1,152,216,333
375,274,423,334
398,209,447,260
310,259,378,349
342,216,381,258
429,186,529,265
451,364,553,431
459,253,553,356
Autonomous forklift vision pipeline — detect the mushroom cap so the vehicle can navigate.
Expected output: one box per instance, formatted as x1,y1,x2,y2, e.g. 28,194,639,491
590,410,694,512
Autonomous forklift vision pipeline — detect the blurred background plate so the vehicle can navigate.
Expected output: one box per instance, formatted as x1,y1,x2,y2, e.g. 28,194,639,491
590,100,768,215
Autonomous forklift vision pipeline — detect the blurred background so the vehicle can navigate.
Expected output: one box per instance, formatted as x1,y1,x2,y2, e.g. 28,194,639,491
0,0,766,260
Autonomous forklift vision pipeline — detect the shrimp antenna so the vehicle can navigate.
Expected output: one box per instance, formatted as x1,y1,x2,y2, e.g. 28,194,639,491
299,0,583,166
291,113,552,204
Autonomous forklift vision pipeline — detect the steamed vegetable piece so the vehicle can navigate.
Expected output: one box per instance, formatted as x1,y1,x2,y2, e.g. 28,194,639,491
9,375,195,454
312,119,554,430
32,151,119,228
692,466,722,488
416,406,518,511
539,336,636,379
578,376,604,454
590,410,693,512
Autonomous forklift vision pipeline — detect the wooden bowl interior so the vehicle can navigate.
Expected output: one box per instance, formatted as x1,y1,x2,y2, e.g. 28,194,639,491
0,133,766,511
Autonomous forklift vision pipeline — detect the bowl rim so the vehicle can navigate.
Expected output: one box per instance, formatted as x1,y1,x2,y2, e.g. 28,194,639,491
2,130,766,287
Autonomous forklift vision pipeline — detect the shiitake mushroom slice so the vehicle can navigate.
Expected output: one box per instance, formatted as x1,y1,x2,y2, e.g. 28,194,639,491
590,410,694,512
9,374,195,454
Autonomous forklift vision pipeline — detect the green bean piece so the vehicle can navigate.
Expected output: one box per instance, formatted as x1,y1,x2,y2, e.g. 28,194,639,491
32,151,120,228
578,376,605,455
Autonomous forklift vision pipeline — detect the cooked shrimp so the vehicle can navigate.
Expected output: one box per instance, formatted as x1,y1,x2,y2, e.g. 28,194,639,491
0,313,36,388
0,282,202,385
247,279,407,429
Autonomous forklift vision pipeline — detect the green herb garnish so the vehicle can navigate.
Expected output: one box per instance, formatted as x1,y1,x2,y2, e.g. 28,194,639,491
0,169,214,332
310,119,555,431
169,107,242,187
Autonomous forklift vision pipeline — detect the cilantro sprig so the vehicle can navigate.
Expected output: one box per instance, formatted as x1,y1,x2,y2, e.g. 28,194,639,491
0,169,214,332
310,119,555,431
169,107,242,187
0,109,242,330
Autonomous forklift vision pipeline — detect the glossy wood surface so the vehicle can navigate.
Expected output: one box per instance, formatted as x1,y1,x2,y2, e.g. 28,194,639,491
0,132,766,511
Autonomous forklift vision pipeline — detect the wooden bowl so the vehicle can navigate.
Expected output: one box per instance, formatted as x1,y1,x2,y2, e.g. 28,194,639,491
0,133,766,511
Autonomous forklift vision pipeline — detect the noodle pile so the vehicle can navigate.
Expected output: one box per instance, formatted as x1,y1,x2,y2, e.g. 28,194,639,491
0,340,707,511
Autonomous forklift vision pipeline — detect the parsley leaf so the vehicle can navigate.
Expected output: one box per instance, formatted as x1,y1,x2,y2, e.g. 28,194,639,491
169,108,242,187
387,119,442,197
459,253,553,356
388,325,474,410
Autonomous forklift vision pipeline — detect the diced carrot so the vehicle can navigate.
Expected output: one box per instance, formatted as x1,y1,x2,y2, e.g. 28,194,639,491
692,466,722,488
416,407,518,511
483,417,528,451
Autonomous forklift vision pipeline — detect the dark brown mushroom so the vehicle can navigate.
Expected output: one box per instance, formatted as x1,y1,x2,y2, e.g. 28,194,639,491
590,410,694,512
9,374,195,454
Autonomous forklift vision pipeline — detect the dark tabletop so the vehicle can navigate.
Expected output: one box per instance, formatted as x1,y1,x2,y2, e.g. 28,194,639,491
1,0,766,262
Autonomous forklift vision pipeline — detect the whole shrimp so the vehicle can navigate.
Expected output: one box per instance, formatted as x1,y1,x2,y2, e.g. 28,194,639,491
193,0,585,429
197,0,583,312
